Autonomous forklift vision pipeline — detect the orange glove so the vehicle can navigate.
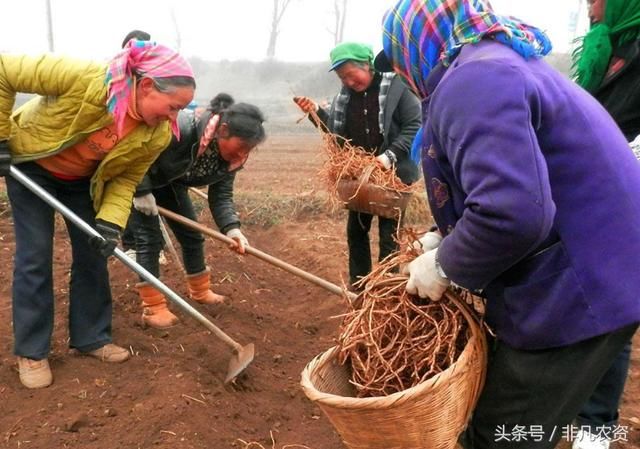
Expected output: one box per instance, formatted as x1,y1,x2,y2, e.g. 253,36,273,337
293,96,319,114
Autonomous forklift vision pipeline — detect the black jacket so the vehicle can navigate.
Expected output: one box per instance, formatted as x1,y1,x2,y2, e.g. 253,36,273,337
135,110,241,233
595,39,640,141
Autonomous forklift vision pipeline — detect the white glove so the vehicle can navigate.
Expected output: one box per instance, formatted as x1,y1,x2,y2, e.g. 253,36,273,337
630,134,640,160
133,193,158,216
403,248,450,300
412,231,443,252
226,228,249,254
376,153,393,170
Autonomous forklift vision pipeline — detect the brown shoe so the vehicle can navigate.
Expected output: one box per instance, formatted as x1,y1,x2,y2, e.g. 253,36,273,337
85,344,130,363
17,357,53,389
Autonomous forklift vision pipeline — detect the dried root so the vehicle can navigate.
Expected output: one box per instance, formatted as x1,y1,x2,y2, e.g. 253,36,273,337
236,430,313,449
335,230,478,397
306,110,415,211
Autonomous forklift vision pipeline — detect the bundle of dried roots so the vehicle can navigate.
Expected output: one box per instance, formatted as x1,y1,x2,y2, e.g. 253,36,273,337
306,110,415,209
336,230,473,398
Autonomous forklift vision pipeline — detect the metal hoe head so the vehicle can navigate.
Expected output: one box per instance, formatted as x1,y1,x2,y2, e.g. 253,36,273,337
225,343,255,384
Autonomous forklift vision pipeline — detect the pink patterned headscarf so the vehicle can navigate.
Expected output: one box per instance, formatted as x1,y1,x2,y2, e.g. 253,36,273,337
198,114,220,156
106,40,195,138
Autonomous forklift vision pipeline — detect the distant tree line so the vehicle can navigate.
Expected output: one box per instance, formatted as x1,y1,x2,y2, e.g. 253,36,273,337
266,0,348,59
11,53,573,134
187,53,573,133
188,58,342,133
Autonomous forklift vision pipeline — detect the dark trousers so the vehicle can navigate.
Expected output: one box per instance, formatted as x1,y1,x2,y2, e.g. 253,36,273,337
461,323,638,449
122,214,165,250
130,183,205,279
346,210,398,285
121,216,136,250
6,162,113,359
575,341,633,435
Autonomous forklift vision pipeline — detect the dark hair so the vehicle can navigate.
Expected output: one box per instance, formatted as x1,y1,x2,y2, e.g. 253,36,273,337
208,93,235,114
220,103,267,146
152,76,196,91
122,30,151,48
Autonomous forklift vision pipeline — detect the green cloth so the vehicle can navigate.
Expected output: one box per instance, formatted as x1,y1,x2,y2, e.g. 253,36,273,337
329,42,374,70
572,0,640,93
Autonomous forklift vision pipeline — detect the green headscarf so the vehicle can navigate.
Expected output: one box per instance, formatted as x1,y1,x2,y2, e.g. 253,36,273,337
572,0,640,93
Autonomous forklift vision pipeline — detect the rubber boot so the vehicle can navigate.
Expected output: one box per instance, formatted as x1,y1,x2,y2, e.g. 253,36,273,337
137,282,179,329
186,268,226,304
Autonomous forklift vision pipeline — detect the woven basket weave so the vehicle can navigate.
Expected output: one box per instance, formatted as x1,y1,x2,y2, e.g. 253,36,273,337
300,294,487,449
336,166,412,219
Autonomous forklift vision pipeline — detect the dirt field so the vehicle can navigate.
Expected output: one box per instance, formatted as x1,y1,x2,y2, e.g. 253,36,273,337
0,134,638,449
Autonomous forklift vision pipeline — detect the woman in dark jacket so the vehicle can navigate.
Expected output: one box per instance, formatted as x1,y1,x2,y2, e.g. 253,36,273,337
130,94,266,328
293,42,421,289
571,1,640,447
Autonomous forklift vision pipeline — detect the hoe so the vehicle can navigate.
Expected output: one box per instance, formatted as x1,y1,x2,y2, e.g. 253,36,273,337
163,187,358,302
9,166,254,384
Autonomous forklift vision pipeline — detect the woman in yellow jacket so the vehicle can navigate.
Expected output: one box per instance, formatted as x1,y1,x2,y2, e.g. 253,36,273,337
0,40,195,389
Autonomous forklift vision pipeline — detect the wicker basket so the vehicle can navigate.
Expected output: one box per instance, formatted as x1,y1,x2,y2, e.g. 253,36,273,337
336,166,412,219
300,295,487,449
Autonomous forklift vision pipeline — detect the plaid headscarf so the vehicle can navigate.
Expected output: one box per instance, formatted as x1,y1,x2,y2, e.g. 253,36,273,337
198,114,220,156
381,0,552,99
572,0,640,93
106,40,194,138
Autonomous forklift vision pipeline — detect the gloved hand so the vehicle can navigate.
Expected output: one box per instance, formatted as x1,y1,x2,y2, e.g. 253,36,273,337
375,153,392,170
630,134,640,160
293,96,319,114
226,228,249,254
89,219,122,257
0,140,12,177
133,193,158,216
412,231,443,252
403,248,450,300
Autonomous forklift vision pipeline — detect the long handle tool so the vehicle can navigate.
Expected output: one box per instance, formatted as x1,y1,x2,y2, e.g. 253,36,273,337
161,195,356,302
159,216,184,272
9,166,253,383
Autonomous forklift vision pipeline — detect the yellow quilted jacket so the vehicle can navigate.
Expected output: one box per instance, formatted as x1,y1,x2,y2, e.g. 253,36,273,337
0,53,172,228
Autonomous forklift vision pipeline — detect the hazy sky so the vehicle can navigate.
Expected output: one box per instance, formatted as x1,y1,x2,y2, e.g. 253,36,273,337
1,0,589,62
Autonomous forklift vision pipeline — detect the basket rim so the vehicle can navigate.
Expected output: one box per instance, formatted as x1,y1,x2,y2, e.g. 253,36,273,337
337,177,413,196
300,294,486,409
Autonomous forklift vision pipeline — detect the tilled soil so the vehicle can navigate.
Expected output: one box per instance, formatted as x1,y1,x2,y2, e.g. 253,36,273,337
0,135,637,449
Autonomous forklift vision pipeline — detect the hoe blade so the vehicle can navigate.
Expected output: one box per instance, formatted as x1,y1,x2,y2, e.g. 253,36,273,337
225,343,255,384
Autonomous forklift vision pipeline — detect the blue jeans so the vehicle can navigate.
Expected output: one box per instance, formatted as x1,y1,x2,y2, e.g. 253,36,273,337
6,162,113,359
575,341,633,436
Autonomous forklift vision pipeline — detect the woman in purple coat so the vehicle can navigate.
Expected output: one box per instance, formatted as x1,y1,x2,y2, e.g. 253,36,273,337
376,0,640,448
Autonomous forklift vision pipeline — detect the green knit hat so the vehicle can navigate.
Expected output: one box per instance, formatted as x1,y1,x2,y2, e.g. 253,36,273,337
329,42,374,71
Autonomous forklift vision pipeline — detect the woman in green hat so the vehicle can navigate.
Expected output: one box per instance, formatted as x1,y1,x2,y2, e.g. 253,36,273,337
293,41,421,290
